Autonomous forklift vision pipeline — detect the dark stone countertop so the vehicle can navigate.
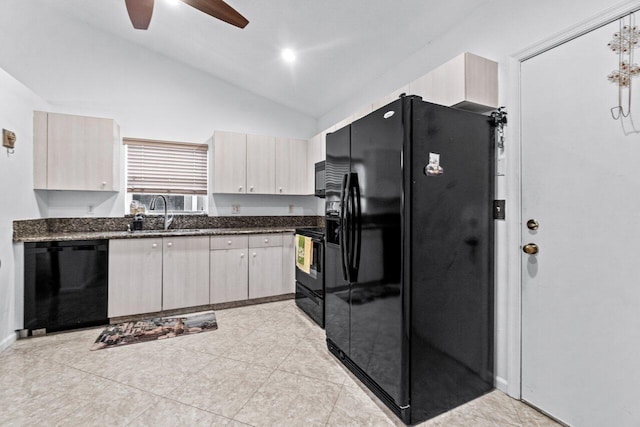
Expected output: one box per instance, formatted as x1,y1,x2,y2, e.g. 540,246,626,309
14,227,301,243
13,215,325,243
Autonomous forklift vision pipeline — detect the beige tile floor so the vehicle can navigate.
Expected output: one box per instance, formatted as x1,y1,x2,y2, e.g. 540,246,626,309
0,300,560,426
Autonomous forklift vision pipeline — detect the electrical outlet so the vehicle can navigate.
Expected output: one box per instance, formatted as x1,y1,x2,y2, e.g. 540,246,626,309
232,205,241,214
87,204,95,215
288,204,294,214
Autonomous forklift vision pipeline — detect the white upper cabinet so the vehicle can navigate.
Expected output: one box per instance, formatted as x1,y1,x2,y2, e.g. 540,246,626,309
246,134,275,194
212,130,247,194
34,111,120,191
275,137,308,195
211,131,309,195
409,52,498,113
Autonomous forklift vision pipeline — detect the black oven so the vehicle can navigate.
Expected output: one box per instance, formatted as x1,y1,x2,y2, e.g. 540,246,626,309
295,227,325,327
315,161,325,198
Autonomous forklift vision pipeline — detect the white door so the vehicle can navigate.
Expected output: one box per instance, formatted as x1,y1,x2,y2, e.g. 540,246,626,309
521,20,640,426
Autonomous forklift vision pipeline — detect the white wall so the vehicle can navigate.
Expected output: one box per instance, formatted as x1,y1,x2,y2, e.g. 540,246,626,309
0,1,319,219
319,0,632,130
0,69,50,351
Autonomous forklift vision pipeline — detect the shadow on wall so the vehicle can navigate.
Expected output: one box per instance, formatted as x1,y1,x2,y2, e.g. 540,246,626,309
617,110,640,135
209,194,319,216
35,190,123,218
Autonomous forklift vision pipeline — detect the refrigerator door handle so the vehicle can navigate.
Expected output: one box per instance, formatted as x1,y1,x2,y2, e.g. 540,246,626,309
351,173,362,280
340,173,351,282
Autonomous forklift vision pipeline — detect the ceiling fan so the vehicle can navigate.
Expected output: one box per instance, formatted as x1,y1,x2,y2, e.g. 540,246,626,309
124,0,249,30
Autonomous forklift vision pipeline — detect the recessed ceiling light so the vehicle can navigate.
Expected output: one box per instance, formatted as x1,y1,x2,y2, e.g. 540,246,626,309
165,0,180,6
281,48,296,63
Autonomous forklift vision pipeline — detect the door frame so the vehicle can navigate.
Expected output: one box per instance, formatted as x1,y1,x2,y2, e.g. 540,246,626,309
503,0,640,399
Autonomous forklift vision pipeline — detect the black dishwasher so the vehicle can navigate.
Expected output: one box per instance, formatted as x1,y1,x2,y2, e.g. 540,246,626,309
24,240,109,334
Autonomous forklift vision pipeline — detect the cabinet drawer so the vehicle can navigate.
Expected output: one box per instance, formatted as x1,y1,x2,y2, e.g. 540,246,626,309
249,233,283,248
211,235,249,250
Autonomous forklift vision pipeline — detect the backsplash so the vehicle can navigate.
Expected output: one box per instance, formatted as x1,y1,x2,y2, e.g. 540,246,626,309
13,215,324,240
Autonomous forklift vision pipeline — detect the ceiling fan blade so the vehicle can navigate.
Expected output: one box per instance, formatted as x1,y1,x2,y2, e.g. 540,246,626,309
125,0,155,30
180,0,249,28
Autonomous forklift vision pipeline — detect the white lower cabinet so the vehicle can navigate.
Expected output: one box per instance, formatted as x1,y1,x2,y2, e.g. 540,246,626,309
210,236,249,304
108,236,209,317
282,233,295,294
108,238,163,318
162,236,210,311
248,234,284,299
109,232,295,317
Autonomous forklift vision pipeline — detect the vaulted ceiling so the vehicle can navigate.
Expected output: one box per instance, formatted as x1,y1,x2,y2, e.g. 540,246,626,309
1,0,491,118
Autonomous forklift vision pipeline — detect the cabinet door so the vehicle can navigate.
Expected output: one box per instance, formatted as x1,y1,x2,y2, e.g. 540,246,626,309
210,248,248,303
108,238,163,318
47,113,116,191
275,138,308,194
282,233,295,294
162,236,210,310
212,131,246,193
249,246,283,299
246,134,275,194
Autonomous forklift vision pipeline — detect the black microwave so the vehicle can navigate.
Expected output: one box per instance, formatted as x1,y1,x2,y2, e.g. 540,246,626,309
315,161,325,198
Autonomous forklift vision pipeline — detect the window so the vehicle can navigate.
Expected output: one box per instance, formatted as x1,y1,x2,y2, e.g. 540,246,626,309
124,138,208,214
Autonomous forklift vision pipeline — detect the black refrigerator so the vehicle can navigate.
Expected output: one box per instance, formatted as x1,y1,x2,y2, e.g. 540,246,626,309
325,96,495,425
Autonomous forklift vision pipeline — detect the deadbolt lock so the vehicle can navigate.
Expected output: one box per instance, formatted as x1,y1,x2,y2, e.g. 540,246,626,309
526,219,539,230
523,243,539,255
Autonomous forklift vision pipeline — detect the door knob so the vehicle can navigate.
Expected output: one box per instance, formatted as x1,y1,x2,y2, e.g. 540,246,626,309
523,243,539,255
527,219,539,230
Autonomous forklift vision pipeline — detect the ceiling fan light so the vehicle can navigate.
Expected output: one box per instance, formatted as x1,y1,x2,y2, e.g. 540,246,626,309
282,48,296,63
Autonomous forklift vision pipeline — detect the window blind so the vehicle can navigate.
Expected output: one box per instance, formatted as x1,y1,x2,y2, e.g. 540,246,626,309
125,138,208,195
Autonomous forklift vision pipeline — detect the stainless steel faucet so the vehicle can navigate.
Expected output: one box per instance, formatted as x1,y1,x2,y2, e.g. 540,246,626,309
149,195,174,230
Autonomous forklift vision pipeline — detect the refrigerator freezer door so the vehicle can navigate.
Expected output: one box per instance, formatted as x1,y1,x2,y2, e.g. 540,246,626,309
325,125,352,355
348,98,407,406
325,125,351,218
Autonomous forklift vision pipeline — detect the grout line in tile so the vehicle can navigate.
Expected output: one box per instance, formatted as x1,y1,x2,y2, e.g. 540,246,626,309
323,382,346,427
229,363,280,421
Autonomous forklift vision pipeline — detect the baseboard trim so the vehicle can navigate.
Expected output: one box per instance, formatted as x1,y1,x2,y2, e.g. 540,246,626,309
0,332,17,354
496,376,508,393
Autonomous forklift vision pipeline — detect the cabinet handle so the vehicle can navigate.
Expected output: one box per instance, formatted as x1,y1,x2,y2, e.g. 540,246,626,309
227,240,232,245
250,186,254,192
264,238,269,243
101,181,107,187
252,252,257,257
152,243,158,248
279,187,283,193
240,253,245,258
238,186,243,191
167,242,173,247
